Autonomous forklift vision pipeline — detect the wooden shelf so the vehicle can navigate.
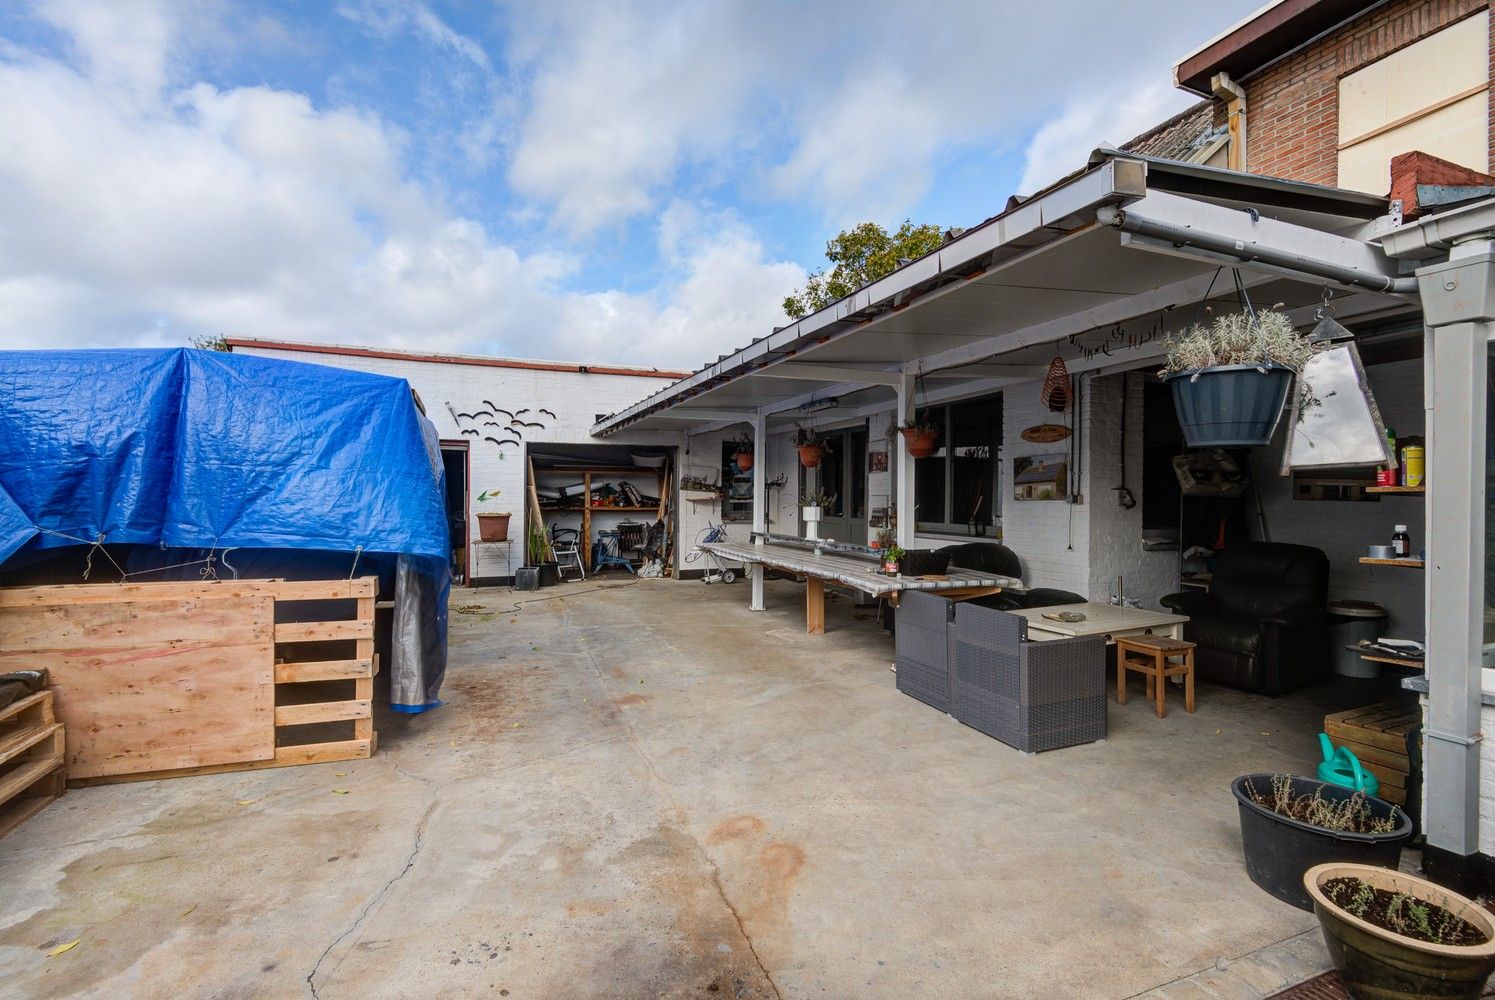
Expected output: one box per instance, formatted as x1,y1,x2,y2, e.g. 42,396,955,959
540,505,657,513
1359,557,1424,568
1366,485,1425,494
0,688,65,840
1360,653,1424,668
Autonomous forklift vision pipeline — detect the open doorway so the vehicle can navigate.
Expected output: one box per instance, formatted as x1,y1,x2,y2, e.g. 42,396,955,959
440,442,469,584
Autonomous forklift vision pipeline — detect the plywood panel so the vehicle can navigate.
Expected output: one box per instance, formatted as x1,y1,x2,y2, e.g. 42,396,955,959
0,596,275,778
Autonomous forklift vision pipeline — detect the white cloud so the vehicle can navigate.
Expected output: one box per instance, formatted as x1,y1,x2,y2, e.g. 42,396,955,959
0,2,798,369
337,0,490,70
1015,79,1197,195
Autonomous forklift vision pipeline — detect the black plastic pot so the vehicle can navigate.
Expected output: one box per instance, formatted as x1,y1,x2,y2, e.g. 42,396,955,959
1232,774,1412,911
1165,364,1293,447
536,563,560,588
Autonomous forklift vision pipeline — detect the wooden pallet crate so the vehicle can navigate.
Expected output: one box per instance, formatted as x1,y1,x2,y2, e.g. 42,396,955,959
0,689,66,839
1324,700,1421,807
0,577,378,785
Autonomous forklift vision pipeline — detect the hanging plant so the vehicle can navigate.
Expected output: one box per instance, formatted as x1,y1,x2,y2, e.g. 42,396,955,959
897,417,940,459
1159,307,1319,448
731,431,754,471
793,424,826,468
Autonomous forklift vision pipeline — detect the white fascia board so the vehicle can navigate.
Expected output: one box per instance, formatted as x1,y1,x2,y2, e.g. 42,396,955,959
590,158,1149,436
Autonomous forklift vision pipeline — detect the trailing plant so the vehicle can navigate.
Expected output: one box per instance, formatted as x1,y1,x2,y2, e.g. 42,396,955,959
731,431,754,455
896,414,941,435
793,424,823,447
874,526,896,549
1244,774,1399,835
798,490,835,508
1159,307,1317,376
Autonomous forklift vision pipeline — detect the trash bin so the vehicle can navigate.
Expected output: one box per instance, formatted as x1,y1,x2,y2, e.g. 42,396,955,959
1328,600,1388,678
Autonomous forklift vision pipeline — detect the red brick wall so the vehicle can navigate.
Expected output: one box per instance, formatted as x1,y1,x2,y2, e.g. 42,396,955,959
1237,0,1492,188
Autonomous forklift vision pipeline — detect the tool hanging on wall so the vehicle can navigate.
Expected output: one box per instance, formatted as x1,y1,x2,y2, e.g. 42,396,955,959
1112,374,1137,510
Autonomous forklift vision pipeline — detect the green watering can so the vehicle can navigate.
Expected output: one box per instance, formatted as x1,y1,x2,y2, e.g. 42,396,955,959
1317,733,1380,797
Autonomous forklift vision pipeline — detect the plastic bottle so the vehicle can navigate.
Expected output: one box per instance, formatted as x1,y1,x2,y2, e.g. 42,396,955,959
1392,524,1411,558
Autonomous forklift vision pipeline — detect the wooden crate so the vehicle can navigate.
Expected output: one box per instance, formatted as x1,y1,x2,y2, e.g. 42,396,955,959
1324,700,1421,806
0,688,66,839
0,578,378,785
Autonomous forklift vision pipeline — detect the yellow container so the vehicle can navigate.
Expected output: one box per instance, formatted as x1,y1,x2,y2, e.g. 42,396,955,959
1402,445,1425,487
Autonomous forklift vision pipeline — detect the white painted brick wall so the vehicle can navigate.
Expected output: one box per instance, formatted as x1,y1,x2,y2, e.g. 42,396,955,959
232,345,694,574
1255,358,1425,637
1000,381,1090,595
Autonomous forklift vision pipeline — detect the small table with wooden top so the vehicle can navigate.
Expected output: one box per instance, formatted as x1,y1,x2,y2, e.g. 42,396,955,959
1116,635,1196,718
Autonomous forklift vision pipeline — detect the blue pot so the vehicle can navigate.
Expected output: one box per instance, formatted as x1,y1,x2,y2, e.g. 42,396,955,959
1165,363,1293,448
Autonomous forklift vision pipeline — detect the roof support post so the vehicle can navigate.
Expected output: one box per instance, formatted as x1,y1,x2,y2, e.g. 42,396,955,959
1211,72,1247,172
1419,238,1495,873
895,370,916,549
750,410,767,612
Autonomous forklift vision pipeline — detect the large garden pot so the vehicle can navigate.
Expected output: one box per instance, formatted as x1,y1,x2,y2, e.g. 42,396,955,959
1165,363,1293,447
477,512,510,542
798,443,825,468
1306,862,1495,1000
900,428,939,459
735,452,754,472
1231,774,1411,910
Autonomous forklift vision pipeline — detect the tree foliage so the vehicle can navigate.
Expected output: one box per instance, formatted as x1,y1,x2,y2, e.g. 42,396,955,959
783,220,944,319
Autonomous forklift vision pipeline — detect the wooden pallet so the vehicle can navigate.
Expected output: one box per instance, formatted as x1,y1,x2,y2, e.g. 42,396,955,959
0,689,66,839
0,578,378,785
1325,700,1420,806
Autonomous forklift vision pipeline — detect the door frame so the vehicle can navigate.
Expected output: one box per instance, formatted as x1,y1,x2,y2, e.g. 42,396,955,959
439,439,471,584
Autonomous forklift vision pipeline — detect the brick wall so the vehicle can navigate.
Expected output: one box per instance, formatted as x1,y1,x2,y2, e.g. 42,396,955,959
1240,0,1491,186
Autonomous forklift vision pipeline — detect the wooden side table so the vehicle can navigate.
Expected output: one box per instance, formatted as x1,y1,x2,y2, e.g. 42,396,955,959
1116,636,1196,718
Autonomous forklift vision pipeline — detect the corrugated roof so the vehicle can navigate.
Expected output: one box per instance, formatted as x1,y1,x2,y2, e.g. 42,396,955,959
1119,100,1226,162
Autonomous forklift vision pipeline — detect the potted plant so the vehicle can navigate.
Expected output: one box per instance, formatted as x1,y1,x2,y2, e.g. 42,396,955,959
1305,862,1495,1000
799,490,833,525
871,526,896,551
880,544,905,575
1159,307,1318,447
1231,773,1412,910
731,432,754,472
474,489,509,541
527,518,559,587
794,425,826,468
897,417,941,459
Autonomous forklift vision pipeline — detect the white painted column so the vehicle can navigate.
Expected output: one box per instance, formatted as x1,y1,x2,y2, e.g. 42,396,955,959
1420,240,1494,863
750,411,767,611
895,369,916,549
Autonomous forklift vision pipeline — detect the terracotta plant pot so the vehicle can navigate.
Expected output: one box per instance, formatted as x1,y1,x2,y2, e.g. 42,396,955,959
735,451,754,472
477,512,510,542
1305,862,1495,1000
797,443,825,468
900,427,939,459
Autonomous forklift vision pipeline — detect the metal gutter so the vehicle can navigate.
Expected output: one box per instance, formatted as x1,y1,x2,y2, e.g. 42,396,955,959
590,157,1150,436
1097,202,1418,293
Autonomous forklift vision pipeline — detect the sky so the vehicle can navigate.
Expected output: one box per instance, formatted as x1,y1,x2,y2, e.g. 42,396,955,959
0,0,1262,371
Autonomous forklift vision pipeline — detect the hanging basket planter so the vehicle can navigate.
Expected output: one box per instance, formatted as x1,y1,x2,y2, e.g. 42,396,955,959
1164,364,1294,448
735,451,754,472
797,443,825,468
900,427,939,459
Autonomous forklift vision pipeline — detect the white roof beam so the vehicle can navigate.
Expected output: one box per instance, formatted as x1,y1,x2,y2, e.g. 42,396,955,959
645,409,754,423
753,363,903,387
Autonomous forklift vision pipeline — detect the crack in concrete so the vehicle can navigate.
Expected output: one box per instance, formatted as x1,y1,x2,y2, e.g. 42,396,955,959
560,598,784,1000
305,795,438,999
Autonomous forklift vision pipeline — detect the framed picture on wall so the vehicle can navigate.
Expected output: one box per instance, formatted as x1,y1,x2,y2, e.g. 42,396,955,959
868,450,888,473
1013,453,1068,501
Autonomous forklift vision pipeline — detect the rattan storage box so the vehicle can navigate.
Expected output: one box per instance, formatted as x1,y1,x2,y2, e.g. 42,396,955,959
951,602,1107,753
894,591,956,713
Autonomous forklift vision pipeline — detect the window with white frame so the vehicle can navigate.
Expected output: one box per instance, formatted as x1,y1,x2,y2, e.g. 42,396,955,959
913,393,1001,536
1337,12,1490,195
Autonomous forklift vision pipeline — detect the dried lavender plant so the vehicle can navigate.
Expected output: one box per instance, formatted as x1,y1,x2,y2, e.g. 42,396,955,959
1160,308,1318,376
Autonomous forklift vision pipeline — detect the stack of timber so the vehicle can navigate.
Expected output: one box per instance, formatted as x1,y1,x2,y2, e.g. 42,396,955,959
0,577,379,785
1323,700,1421,807
0,678,65,839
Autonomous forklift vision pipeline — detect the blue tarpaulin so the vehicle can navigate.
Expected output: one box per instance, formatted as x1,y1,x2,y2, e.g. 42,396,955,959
0,347,451,711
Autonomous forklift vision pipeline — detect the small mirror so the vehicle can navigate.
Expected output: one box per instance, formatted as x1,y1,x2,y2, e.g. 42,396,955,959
1282,342,1393,471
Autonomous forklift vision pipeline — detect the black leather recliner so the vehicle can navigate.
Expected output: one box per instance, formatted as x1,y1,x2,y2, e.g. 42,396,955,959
1160,542,1331,696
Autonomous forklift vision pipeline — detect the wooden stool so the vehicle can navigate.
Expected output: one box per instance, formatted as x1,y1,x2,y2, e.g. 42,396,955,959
1116,636,1196,718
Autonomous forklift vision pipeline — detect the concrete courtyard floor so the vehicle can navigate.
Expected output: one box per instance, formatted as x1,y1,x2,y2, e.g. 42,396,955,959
0,576,1392,999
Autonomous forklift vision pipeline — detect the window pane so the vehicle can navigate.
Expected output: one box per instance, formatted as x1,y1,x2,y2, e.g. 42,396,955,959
817,436,843,516
849,428,868,519
914,420,946,525
951,396,1001,535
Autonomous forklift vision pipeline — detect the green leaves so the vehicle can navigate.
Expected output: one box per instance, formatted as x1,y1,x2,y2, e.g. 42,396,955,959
783,220,944,319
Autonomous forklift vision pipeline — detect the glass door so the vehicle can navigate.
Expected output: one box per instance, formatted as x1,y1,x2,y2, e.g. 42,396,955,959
800,425,868,544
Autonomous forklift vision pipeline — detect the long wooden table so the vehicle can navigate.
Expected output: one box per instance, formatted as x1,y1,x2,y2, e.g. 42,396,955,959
1012,602,1188,643
700,539,1018,635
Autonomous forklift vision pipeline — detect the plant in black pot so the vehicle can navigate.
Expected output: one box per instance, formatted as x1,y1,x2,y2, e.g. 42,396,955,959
527,519,559,587
1160,308,1318,448
1305,861,1495,1000
1232,773,1412,911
